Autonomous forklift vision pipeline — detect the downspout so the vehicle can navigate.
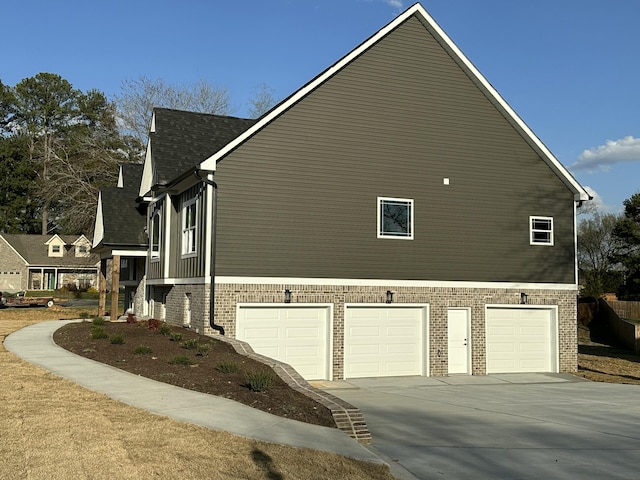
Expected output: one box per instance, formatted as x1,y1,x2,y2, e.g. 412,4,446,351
195,170,225,335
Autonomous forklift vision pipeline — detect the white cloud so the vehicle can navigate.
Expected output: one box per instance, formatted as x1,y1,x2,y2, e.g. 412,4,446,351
383,0,403,8
571,136,640,172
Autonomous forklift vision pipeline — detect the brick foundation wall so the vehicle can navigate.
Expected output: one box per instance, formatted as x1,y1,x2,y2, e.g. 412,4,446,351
199,283,577,379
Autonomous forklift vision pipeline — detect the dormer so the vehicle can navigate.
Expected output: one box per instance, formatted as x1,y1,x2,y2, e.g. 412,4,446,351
72,235,92,257
44,235,66,258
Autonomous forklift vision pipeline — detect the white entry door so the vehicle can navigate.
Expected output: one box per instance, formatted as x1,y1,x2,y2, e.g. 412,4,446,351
448,308,471,374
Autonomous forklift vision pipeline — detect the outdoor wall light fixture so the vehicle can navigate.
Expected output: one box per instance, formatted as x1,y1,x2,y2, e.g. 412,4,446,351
520,292,528,305
284,289,292,303
386,290,394,304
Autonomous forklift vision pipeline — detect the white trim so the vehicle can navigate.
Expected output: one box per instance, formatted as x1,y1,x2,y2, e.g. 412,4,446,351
163,199,171,278
215,276,578,291
139,136,154,197
93,191,104,248
204,177,214,278
117,165,124,188
529,216,554,246
485,304,559,374
181,196,197,257
573,201,579,286
377,197,414,240
344,303,430,378
197,4,589,201
111,249,147,257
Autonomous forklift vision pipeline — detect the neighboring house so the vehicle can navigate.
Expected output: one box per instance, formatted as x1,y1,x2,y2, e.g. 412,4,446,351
0,233,98,292
92,163,147,315
95,4,590,381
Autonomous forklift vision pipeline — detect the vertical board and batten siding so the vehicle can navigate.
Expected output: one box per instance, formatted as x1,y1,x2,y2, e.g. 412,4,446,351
171,183,208,279
212,16,576,283
147,198,164,280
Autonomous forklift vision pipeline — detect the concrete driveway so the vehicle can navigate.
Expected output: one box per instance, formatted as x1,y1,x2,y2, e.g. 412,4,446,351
325,374,640,480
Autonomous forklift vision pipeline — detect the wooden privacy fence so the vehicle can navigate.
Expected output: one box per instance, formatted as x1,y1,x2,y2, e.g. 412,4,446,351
607,301,640,320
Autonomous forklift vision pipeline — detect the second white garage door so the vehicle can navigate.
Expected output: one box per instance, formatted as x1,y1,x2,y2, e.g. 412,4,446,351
344,305,428,379
236,305,331,381
485,306,557,374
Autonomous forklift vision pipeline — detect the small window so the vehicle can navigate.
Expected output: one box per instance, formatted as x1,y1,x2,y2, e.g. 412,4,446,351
52,245,60,253
378,197,414,239
530,216,553,245
182,198,197,256
151,211,161,259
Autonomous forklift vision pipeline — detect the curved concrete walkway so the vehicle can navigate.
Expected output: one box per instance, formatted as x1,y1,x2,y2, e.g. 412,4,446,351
4,320,381,464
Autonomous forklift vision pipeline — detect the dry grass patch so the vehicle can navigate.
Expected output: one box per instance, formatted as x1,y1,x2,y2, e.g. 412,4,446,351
0,309,397,480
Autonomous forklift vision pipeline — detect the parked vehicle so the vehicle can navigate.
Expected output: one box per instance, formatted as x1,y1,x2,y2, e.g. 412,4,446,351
0,291,54,308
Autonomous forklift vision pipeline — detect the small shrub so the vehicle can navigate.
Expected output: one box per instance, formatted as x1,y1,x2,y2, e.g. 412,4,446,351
216,362,239,374
245,371,275,392
134,345,152,355
147,318,161,331
110,335,125,345
159,324,172,336
92,316,105,326
126,313,137,324
168,355,193,365
169,332,183,342
90,326,108,339
196,343,211,356
181,338,199,350
79,311,90,319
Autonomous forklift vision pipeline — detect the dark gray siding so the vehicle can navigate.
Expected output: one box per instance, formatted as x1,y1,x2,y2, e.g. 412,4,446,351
213,16,576,284
172,183,208,279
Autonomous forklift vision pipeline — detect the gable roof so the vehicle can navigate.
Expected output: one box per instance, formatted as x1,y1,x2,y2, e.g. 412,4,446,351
117,162,144,191
1,234,98,267
93,163,147,251
198,2,589,202
140,109,256,196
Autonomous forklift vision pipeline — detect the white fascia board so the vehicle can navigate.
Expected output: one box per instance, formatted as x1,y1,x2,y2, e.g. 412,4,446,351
44,234,64,246
117,165,124,188
409,5,589,201
214,276,578,291
199,6,420,172
139,137,154,197
200,4,589,202
93,192,104,248
111,249,148,257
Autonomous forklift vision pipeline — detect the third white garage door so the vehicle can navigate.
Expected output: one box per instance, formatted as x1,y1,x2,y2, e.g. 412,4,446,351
344,305,428,379
485,306,557,374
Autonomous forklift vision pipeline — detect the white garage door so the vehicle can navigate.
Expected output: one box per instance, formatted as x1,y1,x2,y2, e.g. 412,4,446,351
236,305,331,380
485,307,557,374
0,271,22,292
344,305,428,379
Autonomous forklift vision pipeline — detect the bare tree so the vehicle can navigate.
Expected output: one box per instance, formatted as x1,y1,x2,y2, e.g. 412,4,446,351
115,76,232,146
247,83,278,118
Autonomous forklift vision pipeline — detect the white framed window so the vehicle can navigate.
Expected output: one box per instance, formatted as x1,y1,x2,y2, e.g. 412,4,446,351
378,197,414,239
530,216,553,245
182,198,197,256
151,211,161,259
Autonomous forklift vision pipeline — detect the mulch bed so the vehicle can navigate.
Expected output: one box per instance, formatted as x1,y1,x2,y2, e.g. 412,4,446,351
53,320,336,428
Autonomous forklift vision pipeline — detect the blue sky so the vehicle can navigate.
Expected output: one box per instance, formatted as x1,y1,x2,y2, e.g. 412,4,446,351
3,0,639,213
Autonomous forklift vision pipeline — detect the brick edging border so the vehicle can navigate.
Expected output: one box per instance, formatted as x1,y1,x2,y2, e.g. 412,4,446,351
213,335,372,444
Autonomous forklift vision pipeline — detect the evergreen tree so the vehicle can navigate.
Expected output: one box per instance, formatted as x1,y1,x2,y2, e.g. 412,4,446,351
611,193,640,300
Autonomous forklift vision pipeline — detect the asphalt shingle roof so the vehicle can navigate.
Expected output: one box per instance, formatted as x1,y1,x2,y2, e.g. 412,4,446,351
151,108,256,185
1,234,98,267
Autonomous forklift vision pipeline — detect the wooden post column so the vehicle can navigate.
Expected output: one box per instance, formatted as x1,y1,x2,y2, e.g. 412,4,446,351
111,255,120,321
98,258,107,317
